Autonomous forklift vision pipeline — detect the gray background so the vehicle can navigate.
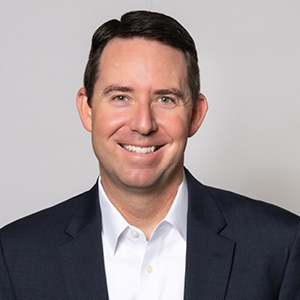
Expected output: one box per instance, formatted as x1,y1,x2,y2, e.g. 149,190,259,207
1,0,299,228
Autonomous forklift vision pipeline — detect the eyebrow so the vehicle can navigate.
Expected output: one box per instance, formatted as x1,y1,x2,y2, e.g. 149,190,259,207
103,85,184,99
154,89,184,99
103,85,134,95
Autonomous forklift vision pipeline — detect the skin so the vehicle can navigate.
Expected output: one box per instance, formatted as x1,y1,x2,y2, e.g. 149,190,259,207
77,37,208,239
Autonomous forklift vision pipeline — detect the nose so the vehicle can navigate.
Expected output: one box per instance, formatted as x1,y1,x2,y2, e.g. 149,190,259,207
129,102,158,135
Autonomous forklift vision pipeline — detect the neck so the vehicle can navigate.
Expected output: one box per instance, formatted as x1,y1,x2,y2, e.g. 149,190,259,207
100,171,183,240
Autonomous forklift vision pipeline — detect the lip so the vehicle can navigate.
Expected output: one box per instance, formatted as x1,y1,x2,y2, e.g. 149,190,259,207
119,143,163,154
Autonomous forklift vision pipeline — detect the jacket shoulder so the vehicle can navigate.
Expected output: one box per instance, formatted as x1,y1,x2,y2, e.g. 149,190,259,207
0,185,97,246
208,185,299,224
205,185,300,246
185,168,300,240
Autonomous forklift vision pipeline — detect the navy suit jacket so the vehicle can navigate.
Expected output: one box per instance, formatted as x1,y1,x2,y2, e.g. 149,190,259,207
1,169,300,299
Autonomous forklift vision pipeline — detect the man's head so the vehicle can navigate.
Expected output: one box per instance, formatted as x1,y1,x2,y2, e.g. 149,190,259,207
84,10,200,107
77,11,207,195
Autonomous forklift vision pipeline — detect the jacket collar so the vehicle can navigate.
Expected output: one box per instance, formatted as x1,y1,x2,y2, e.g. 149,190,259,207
59,182,109,300
185,168,227,233
184,168,235,299
64,183,101,238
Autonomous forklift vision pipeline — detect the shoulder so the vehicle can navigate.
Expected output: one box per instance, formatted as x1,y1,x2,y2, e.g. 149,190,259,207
207,185,300,248
185,168,300,242
208,185,299,228
0,184,97,246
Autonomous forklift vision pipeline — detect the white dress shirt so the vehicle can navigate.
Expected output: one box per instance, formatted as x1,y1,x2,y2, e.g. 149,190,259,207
98,174,188,300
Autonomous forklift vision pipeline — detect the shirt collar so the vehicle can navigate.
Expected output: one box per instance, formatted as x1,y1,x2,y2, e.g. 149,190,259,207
163,173,188,241
98,173,188,253
98,181,129,253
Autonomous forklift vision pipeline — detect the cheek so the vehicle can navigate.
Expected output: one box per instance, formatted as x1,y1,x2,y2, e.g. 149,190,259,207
91,109,126,137
158,111,191,140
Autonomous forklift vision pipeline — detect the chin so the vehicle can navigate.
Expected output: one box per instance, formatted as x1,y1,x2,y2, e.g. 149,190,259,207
117,169,162,190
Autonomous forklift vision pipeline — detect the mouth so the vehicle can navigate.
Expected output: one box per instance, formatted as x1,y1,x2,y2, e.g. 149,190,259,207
120,144,162,154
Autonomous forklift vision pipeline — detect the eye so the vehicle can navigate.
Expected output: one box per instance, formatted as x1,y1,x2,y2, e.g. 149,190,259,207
158,96,175,105
156,96,176,108
114,95,127,101
159,96,173,103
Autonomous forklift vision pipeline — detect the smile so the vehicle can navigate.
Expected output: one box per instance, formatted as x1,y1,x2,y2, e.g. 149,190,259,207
120,144,160,154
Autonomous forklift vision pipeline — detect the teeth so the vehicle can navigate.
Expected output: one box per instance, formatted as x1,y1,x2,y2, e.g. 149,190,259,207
122,144,157,154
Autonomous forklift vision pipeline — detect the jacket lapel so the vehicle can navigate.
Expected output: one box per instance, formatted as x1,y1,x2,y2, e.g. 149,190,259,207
184,170,236,300
59,184,109,300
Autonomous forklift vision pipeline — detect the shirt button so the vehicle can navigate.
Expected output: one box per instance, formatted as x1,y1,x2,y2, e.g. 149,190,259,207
131,229,139,237
145,265,153,273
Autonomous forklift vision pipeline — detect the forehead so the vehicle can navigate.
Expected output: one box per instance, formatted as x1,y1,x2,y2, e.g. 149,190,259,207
101,37,185,59
97,37,188,89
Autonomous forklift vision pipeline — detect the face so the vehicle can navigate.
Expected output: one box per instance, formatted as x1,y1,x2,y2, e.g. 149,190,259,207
77,38,207,193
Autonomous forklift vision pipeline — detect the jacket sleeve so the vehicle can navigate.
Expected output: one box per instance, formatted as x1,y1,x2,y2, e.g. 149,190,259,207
0,236,15,299
278,221,300,300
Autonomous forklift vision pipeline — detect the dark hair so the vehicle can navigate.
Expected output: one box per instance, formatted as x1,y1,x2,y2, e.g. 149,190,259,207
84,10,200,107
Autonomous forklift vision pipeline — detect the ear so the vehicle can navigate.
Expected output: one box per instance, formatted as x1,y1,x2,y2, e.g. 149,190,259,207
76,87,92,132
188,93,208,137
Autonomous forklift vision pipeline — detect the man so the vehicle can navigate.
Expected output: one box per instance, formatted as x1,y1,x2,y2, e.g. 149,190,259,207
1,10,299,300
